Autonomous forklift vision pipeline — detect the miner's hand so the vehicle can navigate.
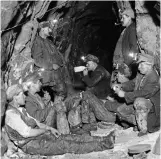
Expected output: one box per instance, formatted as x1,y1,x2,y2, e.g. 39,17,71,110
83,68,88,76
106,96,115,102
117,90,125,98
44,91,51,101
50,128,61,138
112,84,122,93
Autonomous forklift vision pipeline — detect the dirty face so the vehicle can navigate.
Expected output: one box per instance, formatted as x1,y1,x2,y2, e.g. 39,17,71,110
121,14,131,27
117,72,129,83
138,62,152,75
30,80,42,93
86,61,95,71
15,91,26,105
41,27,52,36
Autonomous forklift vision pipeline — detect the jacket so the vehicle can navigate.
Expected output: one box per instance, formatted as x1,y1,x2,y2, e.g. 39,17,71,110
25,93,51,123
31,35,63,70
122,69,160,132
82,65,111,99
122,69,160,104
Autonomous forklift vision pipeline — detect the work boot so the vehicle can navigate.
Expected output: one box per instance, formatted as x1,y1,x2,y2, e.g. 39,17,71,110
121,122,131,129
135,109,148,136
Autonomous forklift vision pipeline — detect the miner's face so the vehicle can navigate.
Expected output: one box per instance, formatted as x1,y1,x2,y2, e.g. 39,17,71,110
117,72,129,83
30,80,42,93
15,91,26,105
41,27,52,36
121,14,131,27
138,62,152,75
86,61,95,71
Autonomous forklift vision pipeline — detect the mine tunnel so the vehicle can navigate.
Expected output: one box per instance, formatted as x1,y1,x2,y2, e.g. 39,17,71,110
1,0,160,158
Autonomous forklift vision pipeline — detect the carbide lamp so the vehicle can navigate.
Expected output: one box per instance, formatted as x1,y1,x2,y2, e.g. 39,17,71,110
129,52,138,61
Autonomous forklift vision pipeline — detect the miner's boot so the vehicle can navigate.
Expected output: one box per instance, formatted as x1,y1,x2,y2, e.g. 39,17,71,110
118,113,137,128
117,104,136,129
136,109,148,136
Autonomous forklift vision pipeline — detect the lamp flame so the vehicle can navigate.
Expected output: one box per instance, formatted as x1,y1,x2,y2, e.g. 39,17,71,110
52,19,58,23
81,56,85,61
129,52,135,58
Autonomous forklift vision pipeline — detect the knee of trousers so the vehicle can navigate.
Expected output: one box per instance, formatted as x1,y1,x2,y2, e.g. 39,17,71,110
134,97,152,111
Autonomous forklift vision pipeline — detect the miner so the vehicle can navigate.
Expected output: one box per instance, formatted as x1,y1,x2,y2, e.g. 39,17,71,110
112,53,160,136
82,54,111,100
111,8,139,84
23,72,56,127
113,8,139,66
5,85,115,156
31,21,66,100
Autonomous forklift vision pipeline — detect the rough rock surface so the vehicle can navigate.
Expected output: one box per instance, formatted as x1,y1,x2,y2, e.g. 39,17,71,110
135,1,160,68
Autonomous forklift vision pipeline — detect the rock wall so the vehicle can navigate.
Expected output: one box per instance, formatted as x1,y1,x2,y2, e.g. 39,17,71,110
135,1,160,72
115,0,160,72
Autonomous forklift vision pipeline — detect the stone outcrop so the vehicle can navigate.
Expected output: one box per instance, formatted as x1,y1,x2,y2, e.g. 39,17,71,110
135,1,160,71
115,1,160,71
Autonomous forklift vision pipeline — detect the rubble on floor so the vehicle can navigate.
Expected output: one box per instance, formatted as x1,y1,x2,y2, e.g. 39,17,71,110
2,124,160,159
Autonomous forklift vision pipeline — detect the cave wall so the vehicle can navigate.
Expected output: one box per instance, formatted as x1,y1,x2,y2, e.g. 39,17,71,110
115,0,160,72
1,0,69,88
135,1,160,71
1,0,160,88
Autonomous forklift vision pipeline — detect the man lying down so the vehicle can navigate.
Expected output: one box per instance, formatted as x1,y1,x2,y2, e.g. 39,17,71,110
5,84,115,156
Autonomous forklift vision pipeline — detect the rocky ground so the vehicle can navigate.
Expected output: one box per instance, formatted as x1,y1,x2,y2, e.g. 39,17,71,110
2,124,160,159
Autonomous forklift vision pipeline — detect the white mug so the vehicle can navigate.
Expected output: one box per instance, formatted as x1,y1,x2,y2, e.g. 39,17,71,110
74,66,86,72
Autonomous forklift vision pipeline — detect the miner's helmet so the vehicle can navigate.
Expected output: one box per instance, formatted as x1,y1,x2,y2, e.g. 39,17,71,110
23,71,42,84
137,53,155,65
22,71,43,91
6,84,23,101
85,54,99,63
121,8,135,19
38,21,52,34
39,21,51,29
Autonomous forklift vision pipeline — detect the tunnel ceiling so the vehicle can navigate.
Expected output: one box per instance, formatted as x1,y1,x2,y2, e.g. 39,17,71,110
67,1,120,71
1,0,160,86
1,1,121,74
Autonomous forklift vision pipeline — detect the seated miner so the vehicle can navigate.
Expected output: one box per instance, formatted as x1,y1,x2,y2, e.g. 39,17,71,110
105,64,132,113
82,54,111,100
31,21,66,100
112,53,160,136
22,71,56,127
73,54,116,123
5,85,115,156
116,63,131,83
80,63,131,124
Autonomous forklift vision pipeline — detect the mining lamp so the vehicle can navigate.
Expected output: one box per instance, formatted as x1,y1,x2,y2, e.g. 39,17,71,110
81,56,86,61
129,52,138,61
